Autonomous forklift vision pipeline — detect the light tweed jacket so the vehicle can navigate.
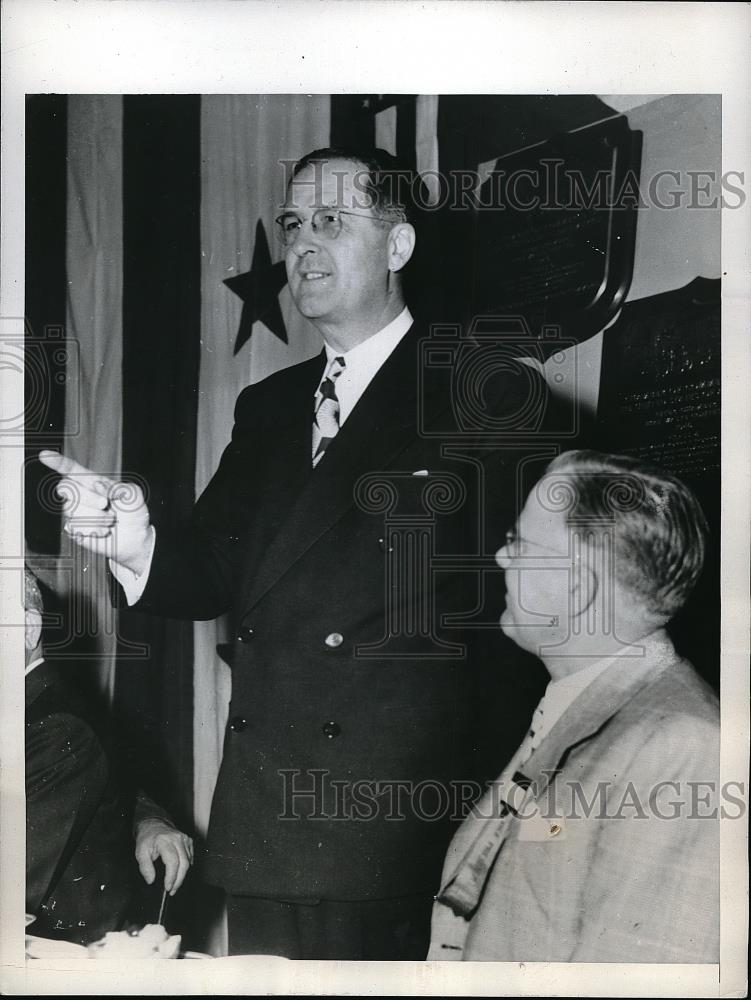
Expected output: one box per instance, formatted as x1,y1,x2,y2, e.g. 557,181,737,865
428,636,720,963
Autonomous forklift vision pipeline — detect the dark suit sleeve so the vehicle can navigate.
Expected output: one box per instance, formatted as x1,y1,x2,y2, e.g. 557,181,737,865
114,385,261,621
25,711,108,913
132,788,177,834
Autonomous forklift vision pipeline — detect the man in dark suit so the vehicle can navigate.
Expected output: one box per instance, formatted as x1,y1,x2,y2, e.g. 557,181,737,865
39,146,563,958
25,570,193,944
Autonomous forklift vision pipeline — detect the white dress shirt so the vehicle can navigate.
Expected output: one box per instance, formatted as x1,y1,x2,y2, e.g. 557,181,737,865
113,307,414,606
321,306,413,424
495,656,615,791
533,656,616,744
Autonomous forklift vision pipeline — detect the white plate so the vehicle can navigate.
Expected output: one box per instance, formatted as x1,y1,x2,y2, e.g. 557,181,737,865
26,935,89,959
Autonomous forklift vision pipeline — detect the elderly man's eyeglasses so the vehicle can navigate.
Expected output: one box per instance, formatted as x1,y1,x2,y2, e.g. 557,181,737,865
501,529,572,560
274,208,396,247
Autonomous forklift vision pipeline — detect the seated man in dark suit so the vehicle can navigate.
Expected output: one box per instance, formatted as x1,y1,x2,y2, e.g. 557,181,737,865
429,451,719,963
24,569,193,944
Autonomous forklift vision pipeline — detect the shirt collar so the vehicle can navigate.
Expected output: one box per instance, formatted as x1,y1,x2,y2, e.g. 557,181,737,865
537,630,676,739
25,655,45,678
538,657,613,737
323,306,413,369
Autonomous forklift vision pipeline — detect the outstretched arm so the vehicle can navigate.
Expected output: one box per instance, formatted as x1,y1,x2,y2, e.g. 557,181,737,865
37,449,235,620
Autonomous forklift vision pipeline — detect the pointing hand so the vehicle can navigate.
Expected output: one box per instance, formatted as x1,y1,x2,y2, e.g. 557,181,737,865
38,450,152,576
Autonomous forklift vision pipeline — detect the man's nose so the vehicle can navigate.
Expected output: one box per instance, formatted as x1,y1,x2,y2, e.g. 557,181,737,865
495,544,512,569
290,219,323,255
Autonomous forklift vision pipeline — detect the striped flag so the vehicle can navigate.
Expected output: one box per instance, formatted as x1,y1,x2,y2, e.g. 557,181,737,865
26,97,330,952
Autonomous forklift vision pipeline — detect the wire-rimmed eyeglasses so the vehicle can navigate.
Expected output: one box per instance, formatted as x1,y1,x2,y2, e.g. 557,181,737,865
274,208,399,247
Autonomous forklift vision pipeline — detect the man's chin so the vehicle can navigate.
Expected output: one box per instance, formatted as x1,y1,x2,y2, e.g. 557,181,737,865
292,293,330,321
499,611,533,652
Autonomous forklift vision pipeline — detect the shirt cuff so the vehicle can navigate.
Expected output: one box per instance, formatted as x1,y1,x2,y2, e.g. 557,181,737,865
109,526,156,606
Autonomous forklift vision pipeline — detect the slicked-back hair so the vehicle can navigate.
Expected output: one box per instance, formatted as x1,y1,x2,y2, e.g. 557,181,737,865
290,145,420,226
545,450,708,621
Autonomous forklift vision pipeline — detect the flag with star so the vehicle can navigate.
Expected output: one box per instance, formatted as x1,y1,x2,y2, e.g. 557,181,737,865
224,219,289,355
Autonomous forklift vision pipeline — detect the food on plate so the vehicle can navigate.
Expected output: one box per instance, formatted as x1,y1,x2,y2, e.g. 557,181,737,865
87,923,181,959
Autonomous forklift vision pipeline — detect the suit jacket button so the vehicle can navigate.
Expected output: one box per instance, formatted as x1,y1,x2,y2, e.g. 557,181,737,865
322,721,341,739
237,626,255,643
324,632,344,648
229,716,247,732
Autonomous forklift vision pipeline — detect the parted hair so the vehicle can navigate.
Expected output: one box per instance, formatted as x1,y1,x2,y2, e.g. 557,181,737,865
546,450,708,621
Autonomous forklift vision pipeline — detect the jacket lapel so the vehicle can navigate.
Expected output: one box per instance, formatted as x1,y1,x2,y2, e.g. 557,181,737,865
520,640,678,777
439,643,678,901
232,351,324,590
243,323,449,612
255,350,325,490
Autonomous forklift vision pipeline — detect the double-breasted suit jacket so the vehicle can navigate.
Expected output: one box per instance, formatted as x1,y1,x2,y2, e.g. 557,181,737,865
130,321,561,900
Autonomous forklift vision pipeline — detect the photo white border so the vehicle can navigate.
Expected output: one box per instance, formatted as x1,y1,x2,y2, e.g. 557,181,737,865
1,1,748,995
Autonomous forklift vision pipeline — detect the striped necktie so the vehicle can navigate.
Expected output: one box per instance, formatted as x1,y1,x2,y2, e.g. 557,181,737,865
312,355,345,467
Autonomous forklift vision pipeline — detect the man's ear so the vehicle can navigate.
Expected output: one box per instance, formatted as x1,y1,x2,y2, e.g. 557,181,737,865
569,537,599,623
387,223,416,273
25,608,42,654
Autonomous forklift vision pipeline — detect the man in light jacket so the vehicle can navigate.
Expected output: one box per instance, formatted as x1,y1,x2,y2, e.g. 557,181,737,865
429,450,719,963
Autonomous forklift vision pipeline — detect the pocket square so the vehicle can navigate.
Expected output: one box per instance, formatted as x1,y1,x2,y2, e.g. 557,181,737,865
412,469,429,477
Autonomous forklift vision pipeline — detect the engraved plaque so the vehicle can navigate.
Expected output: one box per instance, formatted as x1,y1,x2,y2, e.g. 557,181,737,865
596,276,720,484
471,114,642,355
595,275,720,689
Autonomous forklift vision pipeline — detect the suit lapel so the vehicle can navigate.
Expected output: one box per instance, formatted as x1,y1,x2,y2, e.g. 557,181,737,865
521,639,678,779
256,350,325,488
439,641,678,897
243,323,449,612
233,351,323,589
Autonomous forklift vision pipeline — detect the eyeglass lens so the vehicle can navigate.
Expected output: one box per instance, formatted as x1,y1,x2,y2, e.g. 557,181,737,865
277,209,342,245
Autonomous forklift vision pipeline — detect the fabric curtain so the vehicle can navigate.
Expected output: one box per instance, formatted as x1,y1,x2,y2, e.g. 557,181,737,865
62,95,124,701
115,95,202,836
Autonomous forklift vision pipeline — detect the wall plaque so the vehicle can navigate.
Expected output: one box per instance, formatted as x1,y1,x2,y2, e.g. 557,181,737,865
595,275,720,688
471,114,642,357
